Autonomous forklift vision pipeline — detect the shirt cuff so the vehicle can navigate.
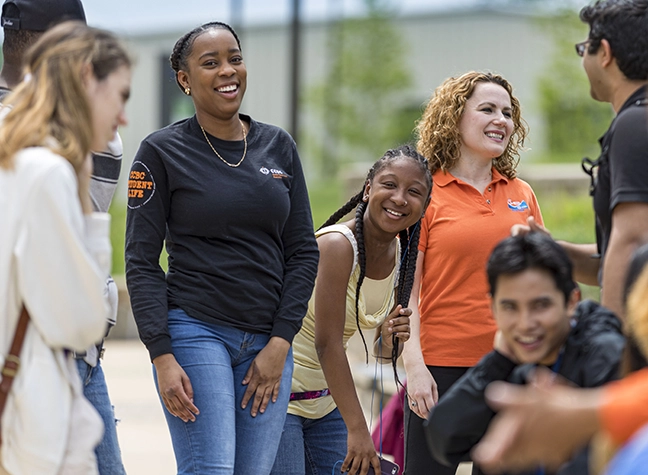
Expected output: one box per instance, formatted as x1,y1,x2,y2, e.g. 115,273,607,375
146,335,174,362
270,319,299,345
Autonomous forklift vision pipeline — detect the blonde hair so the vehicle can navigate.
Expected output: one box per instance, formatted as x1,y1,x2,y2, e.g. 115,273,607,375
627,264,648,360
415,71,528,179
0,21,130,172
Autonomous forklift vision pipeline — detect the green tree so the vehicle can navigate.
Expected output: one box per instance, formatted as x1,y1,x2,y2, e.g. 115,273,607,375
307,0,415,178
536,11,614,161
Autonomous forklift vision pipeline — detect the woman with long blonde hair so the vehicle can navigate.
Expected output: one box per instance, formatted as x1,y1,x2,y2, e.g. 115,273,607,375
0,21,131,474
402,71,543,474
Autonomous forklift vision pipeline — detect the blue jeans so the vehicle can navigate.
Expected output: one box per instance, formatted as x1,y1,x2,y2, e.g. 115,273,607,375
271,408,348,475
76,358,126,475
159,308,293,475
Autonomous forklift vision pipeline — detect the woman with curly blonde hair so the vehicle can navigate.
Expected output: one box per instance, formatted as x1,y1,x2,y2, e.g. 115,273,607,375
401,71,543,474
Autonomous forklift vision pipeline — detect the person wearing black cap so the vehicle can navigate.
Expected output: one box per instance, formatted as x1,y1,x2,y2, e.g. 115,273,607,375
0,0,86,95
0,2,127,474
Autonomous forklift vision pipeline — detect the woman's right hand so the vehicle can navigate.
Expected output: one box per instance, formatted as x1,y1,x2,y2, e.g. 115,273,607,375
405,363,438,420
510,216,551,238
153,353,199,422
341,428,381,475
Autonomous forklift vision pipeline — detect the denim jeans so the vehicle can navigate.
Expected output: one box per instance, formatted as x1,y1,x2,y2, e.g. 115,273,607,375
159,308,293,475
271,408,348,475
75,358,126,475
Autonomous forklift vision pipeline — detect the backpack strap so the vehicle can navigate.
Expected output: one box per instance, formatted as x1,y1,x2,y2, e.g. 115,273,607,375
582,96,648,195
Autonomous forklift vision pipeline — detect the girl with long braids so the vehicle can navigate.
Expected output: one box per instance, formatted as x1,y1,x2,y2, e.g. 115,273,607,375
124,21,319,474
402,71,544,474
272,145,432,475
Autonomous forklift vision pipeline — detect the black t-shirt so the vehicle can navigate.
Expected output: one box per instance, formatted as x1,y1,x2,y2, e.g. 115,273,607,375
591,86,648,267
125,114,319,361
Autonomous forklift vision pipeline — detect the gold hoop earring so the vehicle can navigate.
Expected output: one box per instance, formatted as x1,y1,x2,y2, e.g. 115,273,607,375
184,87,191,96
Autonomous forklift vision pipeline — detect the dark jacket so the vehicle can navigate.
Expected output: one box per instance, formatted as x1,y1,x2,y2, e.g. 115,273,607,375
425,300,625,475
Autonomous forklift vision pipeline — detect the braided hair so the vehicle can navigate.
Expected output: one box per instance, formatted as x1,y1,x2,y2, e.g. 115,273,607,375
319,145,432,387
169,21,242,92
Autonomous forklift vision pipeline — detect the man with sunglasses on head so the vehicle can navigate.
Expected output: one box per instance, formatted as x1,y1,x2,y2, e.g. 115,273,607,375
516,0,648,322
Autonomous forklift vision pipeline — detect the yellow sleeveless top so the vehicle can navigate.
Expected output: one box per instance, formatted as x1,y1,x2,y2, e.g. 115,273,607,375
288,224,400,419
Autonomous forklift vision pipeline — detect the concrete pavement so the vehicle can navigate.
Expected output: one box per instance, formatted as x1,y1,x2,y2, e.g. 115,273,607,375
102,340,175,474
101,338,471,474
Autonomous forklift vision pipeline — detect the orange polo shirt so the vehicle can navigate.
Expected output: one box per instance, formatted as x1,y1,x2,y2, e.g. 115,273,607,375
601,368,648,446
418,168,543,367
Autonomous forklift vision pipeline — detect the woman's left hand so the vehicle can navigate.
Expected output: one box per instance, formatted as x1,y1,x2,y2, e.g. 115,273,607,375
241,336,290,417
341,428,381,475
381,305,412,345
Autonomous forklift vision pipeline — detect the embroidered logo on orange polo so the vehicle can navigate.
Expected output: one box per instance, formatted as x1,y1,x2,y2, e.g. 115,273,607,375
507,199,529,212
127,161,156,209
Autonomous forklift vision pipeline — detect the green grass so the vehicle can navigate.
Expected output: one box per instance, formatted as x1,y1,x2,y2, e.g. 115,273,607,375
308,179,344,229
109,177,600,301
534,189,600,301
535,190,595,244
109,200,126,276
532,151,601,165
109,200,168,275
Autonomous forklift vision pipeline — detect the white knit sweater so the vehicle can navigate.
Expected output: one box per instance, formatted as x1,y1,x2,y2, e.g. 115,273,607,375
0,147,109,475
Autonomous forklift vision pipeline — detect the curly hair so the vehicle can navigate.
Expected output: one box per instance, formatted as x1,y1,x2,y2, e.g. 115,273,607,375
627,263,648,365
415,71,528,179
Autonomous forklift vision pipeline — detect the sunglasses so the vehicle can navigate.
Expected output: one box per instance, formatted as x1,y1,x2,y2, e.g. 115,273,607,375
575,40,590,57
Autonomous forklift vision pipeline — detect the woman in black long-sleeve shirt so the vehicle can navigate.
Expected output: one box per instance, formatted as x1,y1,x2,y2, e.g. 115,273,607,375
124,21,319,474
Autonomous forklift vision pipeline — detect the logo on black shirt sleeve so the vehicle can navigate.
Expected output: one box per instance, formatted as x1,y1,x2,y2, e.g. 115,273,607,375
127,161,156,209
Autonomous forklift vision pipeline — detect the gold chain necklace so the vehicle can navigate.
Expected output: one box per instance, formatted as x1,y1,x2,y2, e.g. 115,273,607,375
200,119,247,168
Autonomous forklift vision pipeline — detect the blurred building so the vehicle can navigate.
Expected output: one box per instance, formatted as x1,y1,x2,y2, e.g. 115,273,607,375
119,5,559,182
110,4,579,339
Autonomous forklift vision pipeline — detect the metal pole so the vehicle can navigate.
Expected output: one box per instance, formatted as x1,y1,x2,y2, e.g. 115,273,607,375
289,0,301,141
231,0,243,34
322,0,343,178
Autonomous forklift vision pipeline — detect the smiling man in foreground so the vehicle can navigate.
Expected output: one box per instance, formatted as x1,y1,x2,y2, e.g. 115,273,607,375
425,232,624,475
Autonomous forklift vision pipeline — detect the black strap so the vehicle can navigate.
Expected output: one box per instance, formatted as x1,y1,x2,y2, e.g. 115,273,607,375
581,96,648,196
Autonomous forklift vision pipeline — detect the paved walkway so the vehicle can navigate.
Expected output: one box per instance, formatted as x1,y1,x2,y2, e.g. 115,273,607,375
102,338,471,474
102,340,175,474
